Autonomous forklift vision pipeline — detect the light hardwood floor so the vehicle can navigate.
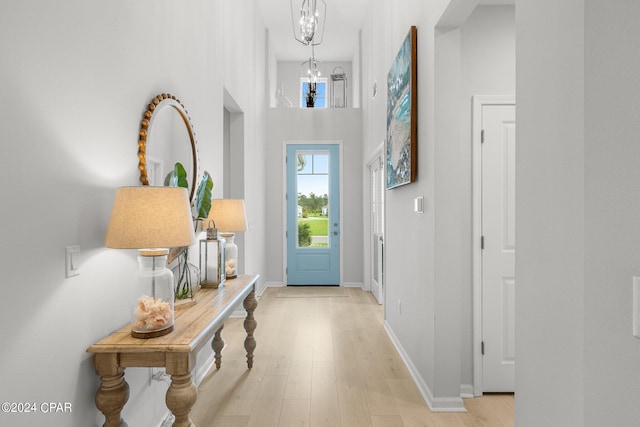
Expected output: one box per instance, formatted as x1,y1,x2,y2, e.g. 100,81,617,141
191,286,514,427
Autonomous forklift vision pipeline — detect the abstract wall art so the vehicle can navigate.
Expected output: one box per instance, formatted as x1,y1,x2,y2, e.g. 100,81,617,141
386,26,417,189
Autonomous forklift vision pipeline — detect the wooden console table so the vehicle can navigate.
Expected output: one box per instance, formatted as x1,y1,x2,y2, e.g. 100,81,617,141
87,274,259,427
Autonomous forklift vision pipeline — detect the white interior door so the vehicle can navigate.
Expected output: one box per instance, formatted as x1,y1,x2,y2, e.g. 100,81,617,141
481,103,516,392
369,153,384,304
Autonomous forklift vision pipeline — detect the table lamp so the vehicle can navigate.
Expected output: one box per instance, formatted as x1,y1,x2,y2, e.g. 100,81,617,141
206,199,248,279
105,186,195,338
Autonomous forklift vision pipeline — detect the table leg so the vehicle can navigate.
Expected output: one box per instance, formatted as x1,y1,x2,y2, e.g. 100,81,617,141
212,325,224,369
165,353,197,427
242,287,258,369
94,354,129,427
165,373,197,427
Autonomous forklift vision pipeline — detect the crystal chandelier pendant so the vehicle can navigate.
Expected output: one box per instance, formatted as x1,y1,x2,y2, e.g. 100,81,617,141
299,0,318,43
291,0,326,46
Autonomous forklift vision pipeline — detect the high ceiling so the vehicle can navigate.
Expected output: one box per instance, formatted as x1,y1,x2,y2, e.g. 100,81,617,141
257,0,370,62
257,0,515,63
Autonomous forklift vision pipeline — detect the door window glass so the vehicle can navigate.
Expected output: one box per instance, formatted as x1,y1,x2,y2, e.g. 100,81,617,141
296,151,329,248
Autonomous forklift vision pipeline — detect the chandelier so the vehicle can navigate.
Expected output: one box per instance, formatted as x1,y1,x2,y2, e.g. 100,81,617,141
305,46,322,83
291,0,327,46
301,45,324,107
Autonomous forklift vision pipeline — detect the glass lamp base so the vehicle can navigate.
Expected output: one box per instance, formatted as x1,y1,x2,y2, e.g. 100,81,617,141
220,233,238,280
132,250,175,340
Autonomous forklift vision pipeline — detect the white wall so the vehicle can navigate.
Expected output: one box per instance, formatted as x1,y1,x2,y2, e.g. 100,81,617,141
360,0,393,302
458,4,515,391
266,30,279,108
360,0,640,423
0,1,266,426
361,0,464,410
352,31,362,109
584,2,640,423
515,0,585,424
222,0,268,287
361,0,393,159
360,0,515,411
264,108,363,287
517,1,640,426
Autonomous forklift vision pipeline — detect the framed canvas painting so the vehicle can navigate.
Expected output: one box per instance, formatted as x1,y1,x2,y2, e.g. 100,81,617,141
386,26,417,189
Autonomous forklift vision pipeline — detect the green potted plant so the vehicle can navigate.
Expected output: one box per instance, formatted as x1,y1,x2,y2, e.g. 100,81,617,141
164,162,214,299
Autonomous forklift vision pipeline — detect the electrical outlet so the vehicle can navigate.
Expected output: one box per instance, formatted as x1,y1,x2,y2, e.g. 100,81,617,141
150,367,170,385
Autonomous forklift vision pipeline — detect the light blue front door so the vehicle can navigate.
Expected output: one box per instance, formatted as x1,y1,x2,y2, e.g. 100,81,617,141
286,144,340,285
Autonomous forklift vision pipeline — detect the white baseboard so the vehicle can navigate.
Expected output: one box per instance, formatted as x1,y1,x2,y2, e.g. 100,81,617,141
260,282,365,291
342,282,365,289
261,281,283,296
265,281,284,287
429,396,468,412
230,309,247,318
159,412,174,427
383,321,467,413
460,384,474,399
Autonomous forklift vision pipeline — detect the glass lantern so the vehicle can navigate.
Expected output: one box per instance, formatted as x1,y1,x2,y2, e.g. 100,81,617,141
330,66,347,108
132,249,175,339
220,233,238,279
199,226,226,288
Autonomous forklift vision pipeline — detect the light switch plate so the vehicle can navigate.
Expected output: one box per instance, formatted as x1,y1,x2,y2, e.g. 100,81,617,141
65,245,80,278
414,196,424,214
633,277,640,338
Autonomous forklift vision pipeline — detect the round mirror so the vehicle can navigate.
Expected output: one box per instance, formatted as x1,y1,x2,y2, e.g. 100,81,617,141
138,93,199,201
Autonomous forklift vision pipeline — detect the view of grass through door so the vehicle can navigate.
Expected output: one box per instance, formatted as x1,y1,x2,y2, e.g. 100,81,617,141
296,153,329,247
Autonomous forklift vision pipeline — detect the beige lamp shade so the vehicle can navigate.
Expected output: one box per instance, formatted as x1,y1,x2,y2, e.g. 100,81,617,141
206,199,248,232
105,186,196,249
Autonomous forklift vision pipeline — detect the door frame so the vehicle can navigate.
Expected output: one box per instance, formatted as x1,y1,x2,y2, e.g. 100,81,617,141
282,140,344,286
365,142,385,304
472,95,515,396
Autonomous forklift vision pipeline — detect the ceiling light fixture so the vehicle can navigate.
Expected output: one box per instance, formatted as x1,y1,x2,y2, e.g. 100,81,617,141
301,45,324,108
306,46,322,83
291,0,327,46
